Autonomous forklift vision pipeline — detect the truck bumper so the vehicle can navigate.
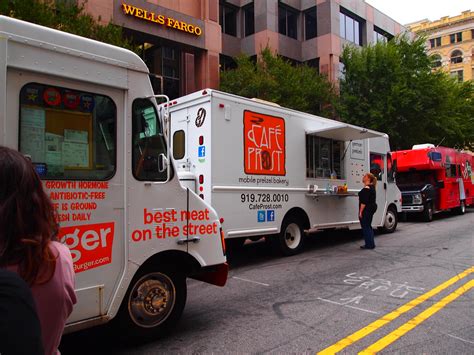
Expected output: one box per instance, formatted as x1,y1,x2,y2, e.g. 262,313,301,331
402,205,424,212
191,262,229,287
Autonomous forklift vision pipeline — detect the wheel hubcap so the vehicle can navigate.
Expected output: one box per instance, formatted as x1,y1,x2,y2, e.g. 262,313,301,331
385,211,396,230
128,273,176,328
284,223,301,249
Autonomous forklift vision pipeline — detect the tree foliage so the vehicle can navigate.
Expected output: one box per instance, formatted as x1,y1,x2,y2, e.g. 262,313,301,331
339,35,474,150
0,0,138,52
220,47,336,116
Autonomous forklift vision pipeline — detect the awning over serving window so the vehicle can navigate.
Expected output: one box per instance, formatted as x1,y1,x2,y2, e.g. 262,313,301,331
306,124,386,141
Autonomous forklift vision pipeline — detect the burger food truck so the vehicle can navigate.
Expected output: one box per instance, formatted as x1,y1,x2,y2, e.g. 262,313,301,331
392,144,474,221
168,90,402,255
0,16,228,338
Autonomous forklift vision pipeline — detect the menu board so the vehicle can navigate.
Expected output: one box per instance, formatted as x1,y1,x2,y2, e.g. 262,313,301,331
20,108,45,163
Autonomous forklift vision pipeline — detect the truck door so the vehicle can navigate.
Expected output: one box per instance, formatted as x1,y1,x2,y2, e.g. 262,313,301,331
6,70,126,322
127,97,189,254
370,152,387,225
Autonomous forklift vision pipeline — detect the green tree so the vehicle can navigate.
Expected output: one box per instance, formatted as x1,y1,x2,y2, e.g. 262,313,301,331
220,47,336,116
0,0,138,52
339,35,474,150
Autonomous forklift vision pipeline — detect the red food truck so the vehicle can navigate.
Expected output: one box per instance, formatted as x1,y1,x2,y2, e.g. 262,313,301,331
392,144,473,221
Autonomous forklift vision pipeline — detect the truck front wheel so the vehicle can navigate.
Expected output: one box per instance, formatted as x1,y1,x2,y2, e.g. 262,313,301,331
422,202,433,222
278,218,305,256
117,270,186,341
381,206,398,233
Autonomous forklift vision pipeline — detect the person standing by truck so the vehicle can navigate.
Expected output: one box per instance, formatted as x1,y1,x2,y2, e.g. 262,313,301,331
358,173,378,249
0,146,76,355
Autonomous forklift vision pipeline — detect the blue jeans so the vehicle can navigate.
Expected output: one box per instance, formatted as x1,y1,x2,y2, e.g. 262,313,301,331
360,211,375,248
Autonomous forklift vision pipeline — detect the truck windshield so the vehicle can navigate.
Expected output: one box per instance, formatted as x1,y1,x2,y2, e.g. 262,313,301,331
397,171,436,187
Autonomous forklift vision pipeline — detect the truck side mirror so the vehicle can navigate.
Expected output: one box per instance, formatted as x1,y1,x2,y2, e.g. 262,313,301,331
158,153,168,173
436,180,445,189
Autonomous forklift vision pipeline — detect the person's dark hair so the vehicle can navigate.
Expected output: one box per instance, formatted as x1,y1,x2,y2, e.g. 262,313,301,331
0,146,58,285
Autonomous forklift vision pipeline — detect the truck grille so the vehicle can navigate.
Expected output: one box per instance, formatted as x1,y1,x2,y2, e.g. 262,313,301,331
402,195,413,205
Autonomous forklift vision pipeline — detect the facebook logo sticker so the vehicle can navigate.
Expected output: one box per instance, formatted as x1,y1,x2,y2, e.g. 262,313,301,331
198,146,206,158
257,210,266,223
267,210,275,222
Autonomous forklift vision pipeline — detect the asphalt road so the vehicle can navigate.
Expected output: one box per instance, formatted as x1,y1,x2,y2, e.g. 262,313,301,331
61,210,474,354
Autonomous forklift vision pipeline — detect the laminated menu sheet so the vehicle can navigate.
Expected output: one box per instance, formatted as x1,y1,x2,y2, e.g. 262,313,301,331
63,141,89,168
20,108,45,162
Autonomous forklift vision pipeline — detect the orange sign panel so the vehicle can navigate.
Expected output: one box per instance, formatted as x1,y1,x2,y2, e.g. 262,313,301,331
244,110,286,176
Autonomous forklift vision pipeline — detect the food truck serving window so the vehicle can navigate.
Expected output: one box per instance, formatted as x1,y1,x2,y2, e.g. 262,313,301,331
19,83,116,180
132,98,168,181
306,135,344,179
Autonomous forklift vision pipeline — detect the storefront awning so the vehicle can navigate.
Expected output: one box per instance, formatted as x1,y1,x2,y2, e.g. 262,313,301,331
306,124,386,141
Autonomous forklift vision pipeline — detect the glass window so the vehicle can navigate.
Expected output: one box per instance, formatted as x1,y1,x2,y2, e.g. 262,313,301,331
450,70,463,82
340,9,362,45
219,2,237,36
429,37,441,48
373,26,392,44
132,99,168,181
431,54,442,68
304,7,317,40
244,4,255,37
278,4,298,39
172,130,185,160
450,50,463,64
450,32,462,43
370,153,384,180
306,135,345,179
19,83,116,180
387,153,396,183
339,12,345,40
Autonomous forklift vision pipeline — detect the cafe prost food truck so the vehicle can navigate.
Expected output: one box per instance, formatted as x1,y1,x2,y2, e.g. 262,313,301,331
0,16,227,338
168,90,402,255
392,144,474,221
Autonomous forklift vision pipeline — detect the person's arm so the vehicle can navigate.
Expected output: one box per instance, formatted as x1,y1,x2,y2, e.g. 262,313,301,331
359,203,366,219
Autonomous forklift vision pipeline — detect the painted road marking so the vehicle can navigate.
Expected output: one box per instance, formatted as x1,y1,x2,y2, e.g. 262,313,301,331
445,333,474,345
317,297,379,315
359,280,474,354
232,276,270,287
317,266,474,354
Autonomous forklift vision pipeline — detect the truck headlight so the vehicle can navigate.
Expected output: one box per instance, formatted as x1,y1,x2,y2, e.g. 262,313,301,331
413,193,423,205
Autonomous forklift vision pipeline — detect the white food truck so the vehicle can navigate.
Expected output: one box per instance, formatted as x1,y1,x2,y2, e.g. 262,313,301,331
169,90,402,255
0,16,227,338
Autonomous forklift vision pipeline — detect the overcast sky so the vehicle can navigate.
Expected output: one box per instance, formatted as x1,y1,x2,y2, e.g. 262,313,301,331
365,0,473,25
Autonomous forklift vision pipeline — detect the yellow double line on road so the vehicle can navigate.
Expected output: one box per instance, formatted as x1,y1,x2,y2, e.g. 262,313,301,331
318,266,474,354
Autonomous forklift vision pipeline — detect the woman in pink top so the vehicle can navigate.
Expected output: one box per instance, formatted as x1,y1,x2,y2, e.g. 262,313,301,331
0,146,77,355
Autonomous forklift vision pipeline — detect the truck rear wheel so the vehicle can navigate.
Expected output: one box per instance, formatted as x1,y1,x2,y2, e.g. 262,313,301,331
422,202,433,222
454,200,466,215
381,206,398,233
278,218,305,256
117,269,186,342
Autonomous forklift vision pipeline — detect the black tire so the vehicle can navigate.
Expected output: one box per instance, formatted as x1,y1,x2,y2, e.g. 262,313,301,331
278,217,305,256
422,202,433,222
116,269,186,342
381,206,398,233
454,200,466,215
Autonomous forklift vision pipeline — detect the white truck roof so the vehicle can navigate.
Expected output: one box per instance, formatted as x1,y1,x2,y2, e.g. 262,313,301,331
0,15,148,73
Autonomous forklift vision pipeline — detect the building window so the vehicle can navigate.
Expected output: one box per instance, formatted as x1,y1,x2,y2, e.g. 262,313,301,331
278,4,298,39
429,37,441,48
243,4,255,37
306,135,344,179
370,153,385,180
450,70,463,82
19,83,116,180
450,50,463,64
340,8,362,45
373,26,392,43
219,1,237,36
219,54,237,71
305,58,320,73
304,7,317,40
450,32,462,44
431,54,442,68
